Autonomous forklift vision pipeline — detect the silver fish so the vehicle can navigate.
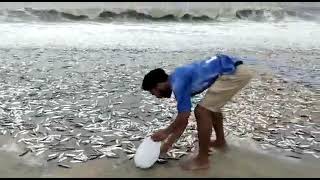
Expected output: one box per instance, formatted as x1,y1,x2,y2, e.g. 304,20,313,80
58,164,71,168
58,156,68,163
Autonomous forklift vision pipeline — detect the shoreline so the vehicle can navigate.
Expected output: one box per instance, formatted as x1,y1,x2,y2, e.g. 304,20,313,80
1,134,320,178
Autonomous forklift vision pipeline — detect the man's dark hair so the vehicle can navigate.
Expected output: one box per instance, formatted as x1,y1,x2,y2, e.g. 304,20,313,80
142,68,168,91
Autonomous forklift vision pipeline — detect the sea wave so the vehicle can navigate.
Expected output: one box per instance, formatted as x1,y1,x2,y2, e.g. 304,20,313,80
0,7,318,23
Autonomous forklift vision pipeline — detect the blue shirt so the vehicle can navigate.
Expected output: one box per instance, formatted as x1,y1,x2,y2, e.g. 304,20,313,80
169,54,239,113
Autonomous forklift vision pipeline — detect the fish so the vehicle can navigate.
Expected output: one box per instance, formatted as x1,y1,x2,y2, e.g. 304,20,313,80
123,148,135,154
73,150,85,153
70,160,82,163
47,155,58,162
58,153,65,159
92,145,103,148
299,145,311,148
73,157,85,161
19,149,31,157
88,155,100,160
286,154,302,159
65,154,76,157
35,150,46,156
156,158,168,164
312,154,320,159
58,156,68,163
48,153,58,157
0,65,317,168
127,154,135,160
105,152,119,158
58,164,71,168
60,137,71,142
303,150,315,154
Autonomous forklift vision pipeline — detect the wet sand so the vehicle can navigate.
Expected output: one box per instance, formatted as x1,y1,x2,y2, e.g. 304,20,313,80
0,136,45,178
1,134,320,178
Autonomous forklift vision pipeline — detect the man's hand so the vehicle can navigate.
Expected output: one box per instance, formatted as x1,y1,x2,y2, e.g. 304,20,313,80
151,129,169,142
160,142,172,154
152,112,190,142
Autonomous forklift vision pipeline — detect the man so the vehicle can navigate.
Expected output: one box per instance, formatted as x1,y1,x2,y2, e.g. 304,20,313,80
141,54,253,170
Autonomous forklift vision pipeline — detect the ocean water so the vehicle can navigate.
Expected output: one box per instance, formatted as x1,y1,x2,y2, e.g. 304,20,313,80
0,2,319,88
0,2,319,51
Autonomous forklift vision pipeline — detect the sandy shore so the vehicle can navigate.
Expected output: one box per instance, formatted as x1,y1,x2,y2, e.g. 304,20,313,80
1,134,320,178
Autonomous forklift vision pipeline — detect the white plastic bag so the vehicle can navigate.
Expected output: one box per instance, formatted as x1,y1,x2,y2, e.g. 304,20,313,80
134,136,161,169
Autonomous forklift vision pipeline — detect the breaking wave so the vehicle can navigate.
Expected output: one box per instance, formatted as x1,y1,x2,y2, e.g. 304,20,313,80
0,7,319,23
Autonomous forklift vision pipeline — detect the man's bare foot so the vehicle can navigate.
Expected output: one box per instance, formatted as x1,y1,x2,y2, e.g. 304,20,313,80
180,156,209,171
192,140,218,156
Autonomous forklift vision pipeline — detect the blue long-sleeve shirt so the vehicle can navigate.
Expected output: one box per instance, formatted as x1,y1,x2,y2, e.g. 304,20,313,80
169,54,240,113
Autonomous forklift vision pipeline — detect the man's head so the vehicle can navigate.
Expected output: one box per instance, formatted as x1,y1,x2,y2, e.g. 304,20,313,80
142,68,172,98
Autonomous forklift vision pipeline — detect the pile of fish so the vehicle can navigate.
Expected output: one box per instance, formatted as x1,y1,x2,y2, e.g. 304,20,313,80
222,73,319,159
0,50,318,169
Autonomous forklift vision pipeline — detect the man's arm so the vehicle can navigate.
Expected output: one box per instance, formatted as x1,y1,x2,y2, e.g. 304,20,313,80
164,112,190,134
160,112,190,153
152,70,192,142
151,112,190,142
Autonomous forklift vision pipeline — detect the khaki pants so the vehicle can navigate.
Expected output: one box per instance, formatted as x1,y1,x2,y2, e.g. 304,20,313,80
199,65,254,112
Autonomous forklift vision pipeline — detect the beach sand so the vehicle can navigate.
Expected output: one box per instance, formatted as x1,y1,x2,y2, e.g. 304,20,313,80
1,134,320,178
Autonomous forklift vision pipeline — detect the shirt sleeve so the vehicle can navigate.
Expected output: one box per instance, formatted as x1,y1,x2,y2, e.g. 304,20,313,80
172,76,192,113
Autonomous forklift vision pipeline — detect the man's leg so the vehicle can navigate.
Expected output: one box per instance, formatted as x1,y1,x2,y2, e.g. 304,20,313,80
200,65,253,150
210,111,226,148
181,105,212,170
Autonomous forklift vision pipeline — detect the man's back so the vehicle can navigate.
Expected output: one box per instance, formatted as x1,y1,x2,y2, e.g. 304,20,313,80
170,54,239,96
